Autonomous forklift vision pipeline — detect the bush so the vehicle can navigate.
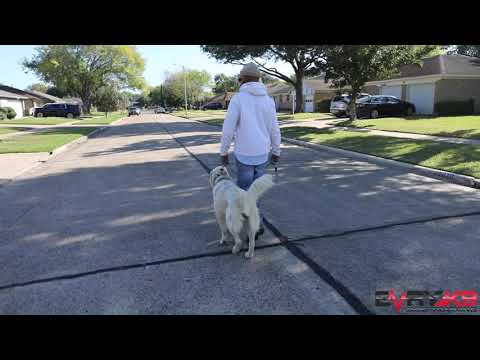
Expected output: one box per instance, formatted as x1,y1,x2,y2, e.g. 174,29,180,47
2,106,17,119
316,99,331,112
0,107,7,120
434,99,475,116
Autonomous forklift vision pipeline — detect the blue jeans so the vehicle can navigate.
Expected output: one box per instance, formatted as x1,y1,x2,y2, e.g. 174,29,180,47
235,157,269,191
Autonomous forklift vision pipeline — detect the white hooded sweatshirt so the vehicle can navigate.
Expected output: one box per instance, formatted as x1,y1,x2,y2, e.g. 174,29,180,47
220,82,281,159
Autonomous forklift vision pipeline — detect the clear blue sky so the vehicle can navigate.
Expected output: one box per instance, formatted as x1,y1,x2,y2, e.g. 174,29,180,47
0,45,293,89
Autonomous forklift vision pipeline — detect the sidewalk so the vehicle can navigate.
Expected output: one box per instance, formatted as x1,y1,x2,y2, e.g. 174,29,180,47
278,119,480,146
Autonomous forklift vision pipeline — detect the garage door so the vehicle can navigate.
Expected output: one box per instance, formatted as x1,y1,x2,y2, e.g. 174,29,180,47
407,83,435,114
381,85,402,99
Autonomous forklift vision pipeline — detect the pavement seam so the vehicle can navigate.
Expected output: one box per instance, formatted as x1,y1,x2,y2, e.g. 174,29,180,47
157,116,374,315
288,209,480,244
0,243,281,292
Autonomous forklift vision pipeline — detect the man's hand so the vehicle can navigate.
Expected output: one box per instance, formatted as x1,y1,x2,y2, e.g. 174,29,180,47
271,154,280,164
221,154,229,165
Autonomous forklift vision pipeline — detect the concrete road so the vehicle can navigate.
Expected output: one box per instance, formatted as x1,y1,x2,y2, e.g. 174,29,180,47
1,114,479,314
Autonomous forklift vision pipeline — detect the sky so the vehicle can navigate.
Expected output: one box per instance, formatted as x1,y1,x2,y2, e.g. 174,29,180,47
0,45,293,90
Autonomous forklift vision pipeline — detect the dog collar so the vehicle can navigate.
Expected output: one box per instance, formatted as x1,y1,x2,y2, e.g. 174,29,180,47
214,175,231,186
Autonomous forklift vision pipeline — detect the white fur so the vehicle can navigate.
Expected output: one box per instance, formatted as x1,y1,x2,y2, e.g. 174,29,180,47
209,166,274,259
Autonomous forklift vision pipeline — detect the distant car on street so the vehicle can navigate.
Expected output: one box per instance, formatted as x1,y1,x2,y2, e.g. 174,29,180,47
201,102,223,110
128,106,141,116
34,103,81,118
154,107,166,114
356,95,416,119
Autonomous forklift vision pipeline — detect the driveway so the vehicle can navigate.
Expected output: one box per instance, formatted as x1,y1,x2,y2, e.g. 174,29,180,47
1,113,479,314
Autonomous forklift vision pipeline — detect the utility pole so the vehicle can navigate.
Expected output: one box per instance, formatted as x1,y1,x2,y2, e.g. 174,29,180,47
183,66,188,118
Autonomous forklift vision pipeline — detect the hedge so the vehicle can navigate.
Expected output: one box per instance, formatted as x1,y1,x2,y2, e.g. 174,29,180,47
0,107,16,119
434,99,475,116
316,99,331,112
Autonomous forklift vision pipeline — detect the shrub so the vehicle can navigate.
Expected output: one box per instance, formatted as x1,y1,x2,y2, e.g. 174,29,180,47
2,106,17,119
434,99,475,116
0,107,7,120
316,99,331,112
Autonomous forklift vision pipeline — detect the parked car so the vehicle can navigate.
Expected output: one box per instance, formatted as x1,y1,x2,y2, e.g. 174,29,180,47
356,95,416,119
202,102,223,110
154,107,166,114
128,106,141,116
330,93,370,118
34,103,81,118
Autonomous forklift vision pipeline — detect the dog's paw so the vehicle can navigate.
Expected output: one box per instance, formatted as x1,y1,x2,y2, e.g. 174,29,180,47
232,244,241,254
245,251,254,259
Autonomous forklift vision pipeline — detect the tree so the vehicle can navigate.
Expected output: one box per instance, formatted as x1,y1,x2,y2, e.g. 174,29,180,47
46,86,66,98
22,45,146,114
450,45,480,58
308,45,440,120
261,73,281,85
160,69,211,108
213,73,238,94
27,83,48,93
94,85,122,116
201,45,326,112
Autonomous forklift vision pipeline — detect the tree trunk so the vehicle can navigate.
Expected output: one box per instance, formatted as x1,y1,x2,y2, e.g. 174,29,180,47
82,98,92,115
348,91,358,121
294,72,304,113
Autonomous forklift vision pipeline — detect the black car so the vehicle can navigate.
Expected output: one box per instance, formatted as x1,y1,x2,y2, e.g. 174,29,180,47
356,96,415,119
202,102,223,110
34,103,81,118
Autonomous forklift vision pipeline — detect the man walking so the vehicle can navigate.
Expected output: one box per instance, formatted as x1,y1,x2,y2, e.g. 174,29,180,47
219,62,281,234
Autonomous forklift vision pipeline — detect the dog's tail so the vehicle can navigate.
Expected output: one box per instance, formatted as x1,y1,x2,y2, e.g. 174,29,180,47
245,174,274,205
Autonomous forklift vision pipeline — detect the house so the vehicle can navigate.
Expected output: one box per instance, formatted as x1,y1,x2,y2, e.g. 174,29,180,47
204,92,236,109
365,54,480,114
267,82,294,111
267,76,339,112
0,85,63,116
0,89,29,119
303,75,338,112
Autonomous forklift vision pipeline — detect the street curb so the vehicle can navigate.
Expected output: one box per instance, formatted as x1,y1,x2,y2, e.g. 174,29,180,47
0,126,110,188
282,137,480,189
49,126,109,157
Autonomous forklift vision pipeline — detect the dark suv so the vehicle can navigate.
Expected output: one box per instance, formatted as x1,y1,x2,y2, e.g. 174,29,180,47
34,103,81,118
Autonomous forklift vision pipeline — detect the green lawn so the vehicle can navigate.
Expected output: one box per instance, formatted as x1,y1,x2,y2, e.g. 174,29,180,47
0,127,32,135
0,127,98,154
0,117,75,125
282,126,480,179
277,112,332,121
171,110,331,126
337,115,480,139
71,112,126,125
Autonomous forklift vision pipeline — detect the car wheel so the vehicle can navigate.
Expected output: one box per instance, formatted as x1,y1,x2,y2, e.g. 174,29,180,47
370,109,379,119
406,107,414,116
66,113,74,119
37,112,44,118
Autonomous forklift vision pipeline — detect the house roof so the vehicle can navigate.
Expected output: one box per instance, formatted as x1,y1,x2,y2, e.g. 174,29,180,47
0,89,29,100
267,82,293,96
0,85,63,102
390,55,480,79
20,89,63,102
303,77,337,92
206,92,236,103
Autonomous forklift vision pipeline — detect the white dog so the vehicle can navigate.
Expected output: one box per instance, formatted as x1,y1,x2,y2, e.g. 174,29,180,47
209,166,274,259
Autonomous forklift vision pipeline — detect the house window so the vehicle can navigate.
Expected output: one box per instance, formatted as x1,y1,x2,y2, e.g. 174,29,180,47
286,95,290,102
